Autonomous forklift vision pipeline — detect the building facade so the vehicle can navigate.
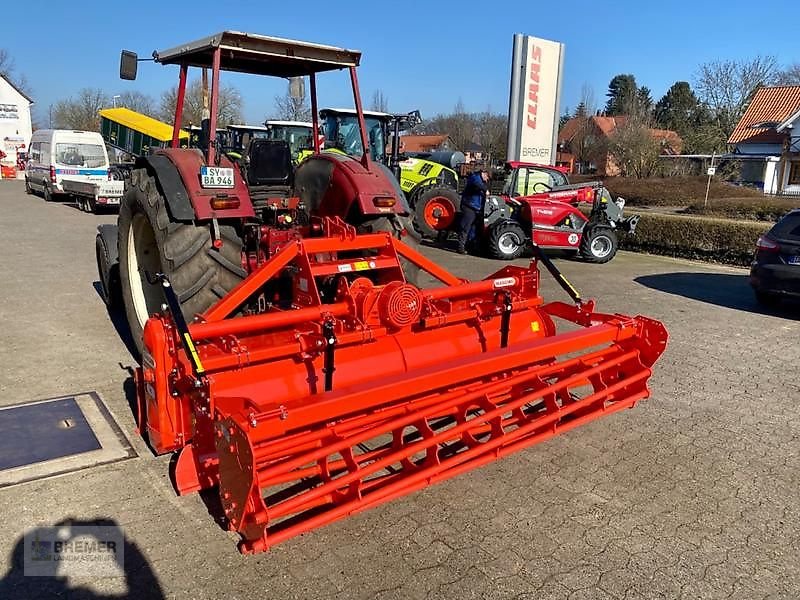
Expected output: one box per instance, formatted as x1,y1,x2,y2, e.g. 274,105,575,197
0,73,34,171
728,86,800,195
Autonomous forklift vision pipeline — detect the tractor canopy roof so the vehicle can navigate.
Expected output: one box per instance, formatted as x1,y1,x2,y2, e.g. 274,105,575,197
154,31,362,77
264,120,313,128
320,108,392,120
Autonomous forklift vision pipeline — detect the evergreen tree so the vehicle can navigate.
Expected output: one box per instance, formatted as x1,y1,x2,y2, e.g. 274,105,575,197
605,74,637,115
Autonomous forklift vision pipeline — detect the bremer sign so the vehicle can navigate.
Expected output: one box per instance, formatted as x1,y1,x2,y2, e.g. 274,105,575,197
507,34,564,164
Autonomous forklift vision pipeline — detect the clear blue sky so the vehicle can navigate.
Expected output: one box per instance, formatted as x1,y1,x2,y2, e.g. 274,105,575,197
3,0,798,125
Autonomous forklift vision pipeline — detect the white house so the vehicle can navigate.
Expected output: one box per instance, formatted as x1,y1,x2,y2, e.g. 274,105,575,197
0,73,34,169
728,86,800,195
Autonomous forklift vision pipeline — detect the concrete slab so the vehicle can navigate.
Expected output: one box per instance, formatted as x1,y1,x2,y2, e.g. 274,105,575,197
0,392,136,487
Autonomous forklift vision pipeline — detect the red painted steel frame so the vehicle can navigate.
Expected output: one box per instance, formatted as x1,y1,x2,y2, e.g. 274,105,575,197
137,228,668,554
349,66,370,169
171,65,187,148
206,47,222,165
310,73,321,154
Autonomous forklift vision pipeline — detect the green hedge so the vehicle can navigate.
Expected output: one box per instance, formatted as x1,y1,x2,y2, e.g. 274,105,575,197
621,212,771,266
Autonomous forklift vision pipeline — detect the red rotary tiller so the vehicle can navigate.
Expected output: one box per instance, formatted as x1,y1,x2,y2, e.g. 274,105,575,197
136,218,667,553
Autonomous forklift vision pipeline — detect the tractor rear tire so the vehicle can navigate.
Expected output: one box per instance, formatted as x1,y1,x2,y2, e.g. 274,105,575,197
118,169,246,356
487,221,526,260
360,215,421,286
580,226,618,263
414,187,460,239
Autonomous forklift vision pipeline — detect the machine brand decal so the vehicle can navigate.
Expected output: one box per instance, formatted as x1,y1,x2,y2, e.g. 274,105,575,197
526,45,542,130
568,233,579,245
353,261,370,271
493,277,516,288
530,321,540,332
337,264,353,273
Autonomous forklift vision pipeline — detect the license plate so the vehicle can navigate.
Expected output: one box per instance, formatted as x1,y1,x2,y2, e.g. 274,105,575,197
200,166,234,188
788,255,800,265
101,197,120,205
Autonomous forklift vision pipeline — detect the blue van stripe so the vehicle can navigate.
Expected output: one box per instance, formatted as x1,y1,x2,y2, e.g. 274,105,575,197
55,169,108,176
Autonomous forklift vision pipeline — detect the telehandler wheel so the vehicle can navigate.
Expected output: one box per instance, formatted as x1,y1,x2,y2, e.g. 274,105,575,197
487,221,526,260
580,226,618,263
360,215,421,286
414,187,460,239
118,169,246,356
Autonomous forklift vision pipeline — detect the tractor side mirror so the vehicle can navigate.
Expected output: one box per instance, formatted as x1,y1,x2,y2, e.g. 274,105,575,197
120,50,138,80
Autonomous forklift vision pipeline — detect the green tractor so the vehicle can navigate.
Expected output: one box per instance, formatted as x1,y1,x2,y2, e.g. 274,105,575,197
311,108,464,238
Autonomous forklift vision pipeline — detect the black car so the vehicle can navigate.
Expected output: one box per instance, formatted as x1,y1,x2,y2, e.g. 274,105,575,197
750,208,800,305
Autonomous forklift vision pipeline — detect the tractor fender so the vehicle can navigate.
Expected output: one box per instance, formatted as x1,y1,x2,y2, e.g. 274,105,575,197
295,153,406,222
136,149,255,222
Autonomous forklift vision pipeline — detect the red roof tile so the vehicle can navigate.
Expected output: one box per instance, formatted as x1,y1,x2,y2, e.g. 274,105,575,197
728,86,800,145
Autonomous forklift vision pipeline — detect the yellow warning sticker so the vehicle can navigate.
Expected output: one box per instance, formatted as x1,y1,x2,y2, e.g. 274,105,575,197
353,261,370,271
184,333,205,374
530,321,540,333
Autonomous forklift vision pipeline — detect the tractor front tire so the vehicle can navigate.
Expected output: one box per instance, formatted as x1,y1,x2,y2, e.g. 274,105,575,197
580,226,618,263
118,169,246,356
414,187,460,239
487,221,526,260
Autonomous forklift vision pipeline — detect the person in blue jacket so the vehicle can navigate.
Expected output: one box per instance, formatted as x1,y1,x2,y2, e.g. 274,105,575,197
457,170,489,254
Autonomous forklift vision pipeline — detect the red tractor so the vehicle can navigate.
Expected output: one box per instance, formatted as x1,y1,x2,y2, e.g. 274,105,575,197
96,32,419,354
420,161,637,263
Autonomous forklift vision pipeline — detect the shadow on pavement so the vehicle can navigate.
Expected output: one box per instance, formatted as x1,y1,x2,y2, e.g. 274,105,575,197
92,281,138,361
635,272,799,318
0,517,165,600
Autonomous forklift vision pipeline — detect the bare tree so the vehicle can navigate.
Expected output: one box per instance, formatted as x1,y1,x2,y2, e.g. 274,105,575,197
160,79,243,127
116,91,157,116
271,81,312,122
775,63,800,86
606,114,663,178
474,110,507,161
0,48,32,97
579,83,597,116
52,88,109,131
370,90,389,112
694,56,778,138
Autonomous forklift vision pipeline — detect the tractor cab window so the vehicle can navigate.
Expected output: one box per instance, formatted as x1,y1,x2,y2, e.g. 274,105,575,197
323,114,386,161
265,125,313,158
504,167,568,197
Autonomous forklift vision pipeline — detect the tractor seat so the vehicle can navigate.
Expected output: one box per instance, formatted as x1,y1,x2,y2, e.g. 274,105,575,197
247,140,293,188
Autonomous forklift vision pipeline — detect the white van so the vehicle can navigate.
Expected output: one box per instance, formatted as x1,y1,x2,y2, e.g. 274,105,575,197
25,130,111,201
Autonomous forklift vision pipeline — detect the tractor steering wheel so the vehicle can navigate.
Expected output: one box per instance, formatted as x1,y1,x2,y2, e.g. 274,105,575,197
533,181,552,193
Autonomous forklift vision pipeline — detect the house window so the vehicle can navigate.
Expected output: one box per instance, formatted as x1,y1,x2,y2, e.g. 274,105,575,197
789,162,800,185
